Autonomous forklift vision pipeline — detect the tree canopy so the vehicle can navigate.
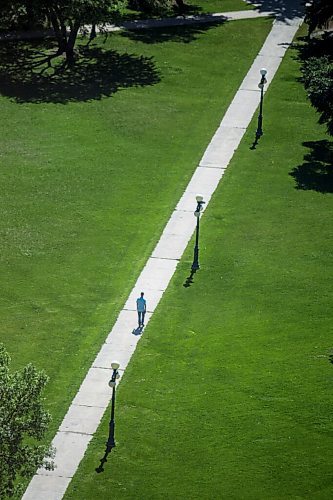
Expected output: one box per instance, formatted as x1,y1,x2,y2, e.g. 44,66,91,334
300,1,333,135
305,0,333,34
0,344,54,498
301,51,333,135
2,0,125,63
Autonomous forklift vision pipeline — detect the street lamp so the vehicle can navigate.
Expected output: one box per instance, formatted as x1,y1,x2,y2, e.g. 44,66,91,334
255,68,268,141
191,194,205,271
106,361,120,453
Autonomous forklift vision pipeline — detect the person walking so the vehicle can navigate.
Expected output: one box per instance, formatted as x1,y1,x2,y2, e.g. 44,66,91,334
136,292,146,327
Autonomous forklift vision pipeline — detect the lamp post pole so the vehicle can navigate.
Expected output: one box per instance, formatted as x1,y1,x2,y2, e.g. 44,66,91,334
191,194,205,271
106,361,120,453
256,68,267,141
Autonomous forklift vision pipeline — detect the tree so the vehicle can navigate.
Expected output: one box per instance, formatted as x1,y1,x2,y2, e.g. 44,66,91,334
305,0,333,35
2,1,125,64
301,53,333,134
0,0,31,31
300,2,333,134
128,0,188,16
0,344,54,498
40,0,125,63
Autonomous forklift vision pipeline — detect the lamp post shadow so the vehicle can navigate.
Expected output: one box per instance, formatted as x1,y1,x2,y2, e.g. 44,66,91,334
250,135,260,150
183,269,197,288
95,447,113,474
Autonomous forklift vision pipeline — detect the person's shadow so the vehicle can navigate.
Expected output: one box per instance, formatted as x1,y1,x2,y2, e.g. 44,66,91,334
132,326,143,335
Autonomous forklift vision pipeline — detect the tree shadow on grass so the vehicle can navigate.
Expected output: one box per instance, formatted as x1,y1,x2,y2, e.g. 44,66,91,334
121,20,224,45
289,140,333,193
122,1,202,20
251,0,304,23
0,40,160,103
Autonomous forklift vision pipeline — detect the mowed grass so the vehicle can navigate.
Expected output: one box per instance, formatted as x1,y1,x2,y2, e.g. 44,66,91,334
123,0,253,20
0,17,271,441
64,28,333,500
190,0,253,13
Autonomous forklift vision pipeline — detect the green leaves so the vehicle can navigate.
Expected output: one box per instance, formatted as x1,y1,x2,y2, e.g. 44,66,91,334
0,344,54,498
305,0,333,34
302,55,333,133
2,1,126,63
300,29,333,136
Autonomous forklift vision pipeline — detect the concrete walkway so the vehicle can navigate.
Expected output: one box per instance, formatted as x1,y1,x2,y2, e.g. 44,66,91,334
0,10,272,41
95,9,273,32
22,7,303,500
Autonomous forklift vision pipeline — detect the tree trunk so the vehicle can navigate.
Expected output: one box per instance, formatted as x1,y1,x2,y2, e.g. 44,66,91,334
89,24,97,42
47,10,67,55
175,0,187,14
66,22,80,65
25,3,35,29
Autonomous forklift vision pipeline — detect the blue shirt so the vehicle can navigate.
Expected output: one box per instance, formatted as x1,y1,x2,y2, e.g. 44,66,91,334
136,297,146,312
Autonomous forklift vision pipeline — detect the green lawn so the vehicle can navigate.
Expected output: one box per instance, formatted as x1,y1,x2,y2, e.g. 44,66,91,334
64,27,333,500
187,0,253,13
0,16,271,449
122,0,253,21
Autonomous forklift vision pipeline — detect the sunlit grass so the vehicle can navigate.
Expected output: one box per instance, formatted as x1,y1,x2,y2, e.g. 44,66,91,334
64,26,333,500
0,18,271,448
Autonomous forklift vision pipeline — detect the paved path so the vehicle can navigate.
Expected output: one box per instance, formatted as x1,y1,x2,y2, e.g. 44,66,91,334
0,10,272,41
95,9,273,32
22,6,303,500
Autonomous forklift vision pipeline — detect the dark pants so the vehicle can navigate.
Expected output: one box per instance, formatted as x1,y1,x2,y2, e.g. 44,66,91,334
138,311,145,326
